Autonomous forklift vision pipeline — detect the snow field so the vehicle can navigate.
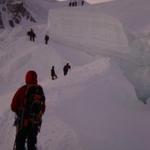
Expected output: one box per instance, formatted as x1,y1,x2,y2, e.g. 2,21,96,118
48,7,129,57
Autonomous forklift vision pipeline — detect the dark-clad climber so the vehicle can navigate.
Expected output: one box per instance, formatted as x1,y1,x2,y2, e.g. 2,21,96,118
51,66,58,80
44,34,49,45
63,63,71,76
27,28,36,42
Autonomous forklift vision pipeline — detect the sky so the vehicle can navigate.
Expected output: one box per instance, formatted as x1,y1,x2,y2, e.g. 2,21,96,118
86,0,114,4
57,0,114,4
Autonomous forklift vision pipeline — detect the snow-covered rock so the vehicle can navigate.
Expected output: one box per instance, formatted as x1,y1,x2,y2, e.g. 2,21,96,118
0,0,36,28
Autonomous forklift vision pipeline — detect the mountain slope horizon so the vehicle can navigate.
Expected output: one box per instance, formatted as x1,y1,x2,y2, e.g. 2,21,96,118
92,0,150,32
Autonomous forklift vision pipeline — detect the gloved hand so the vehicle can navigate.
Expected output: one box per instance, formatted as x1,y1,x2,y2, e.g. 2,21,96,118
13,116,21,126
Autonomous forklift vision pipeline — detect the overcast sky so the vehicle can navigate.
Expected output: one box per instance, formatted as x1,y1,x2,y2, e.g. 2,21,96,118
58,0,114,4
86,0,114,4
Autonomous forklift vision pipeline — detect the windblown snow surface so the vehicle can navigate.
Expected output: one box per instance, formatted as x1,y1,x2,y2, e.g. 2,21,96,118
91,0,150,32
0,2,150,150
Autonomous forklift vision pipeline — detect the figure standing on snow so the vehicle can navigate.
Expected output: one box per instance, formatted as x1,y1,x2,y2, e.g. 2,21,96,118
11,70,46,150
81,0,85,6
51,66,58,80
74,1,77,6
69,1,72,7
63,63,71,76
27,28,36,42
44,34,49,45
69,1,78,7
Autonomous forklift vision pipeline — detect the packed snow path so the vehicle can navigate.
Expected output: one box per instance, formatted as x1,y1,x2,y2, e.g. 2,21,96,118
0,26,150,150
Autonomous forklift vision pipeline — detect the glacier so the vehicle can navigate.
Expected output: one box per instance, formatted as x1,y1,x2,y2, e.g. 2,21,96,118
48,7,150,102
48,7,129,56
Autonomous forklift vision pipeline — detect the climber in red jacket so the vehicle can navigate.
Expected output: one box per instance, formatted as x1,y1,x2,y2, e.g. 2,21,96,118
11,70,46,150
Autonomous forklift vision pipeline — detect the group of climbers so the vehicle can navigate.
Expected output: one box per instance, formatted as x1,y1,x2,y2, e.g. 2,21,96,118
68,0,85,7
27,28,50,45
11,27,72,150
50,63,71,80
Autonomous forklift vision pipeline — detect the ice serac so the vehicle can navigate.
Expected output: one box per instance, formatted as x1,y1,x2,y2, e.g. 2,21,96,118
48,7,129,57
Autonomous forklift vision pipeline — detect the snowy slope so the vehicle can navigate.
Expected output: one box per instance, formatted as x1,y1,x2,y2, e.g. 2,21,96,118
0,25,94,93
0,22,150,150
24,0,67,23
0,1,150,150
91,0,150,32
47,7,150,102
48,7,129,56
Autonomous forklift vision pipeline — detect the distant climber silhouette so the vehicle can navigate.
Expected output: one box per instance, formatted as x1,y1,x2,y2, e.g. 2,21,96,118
51,66,58,80
44,34,49,45
63,63,71,76
27,28,36,42
81,0,85,6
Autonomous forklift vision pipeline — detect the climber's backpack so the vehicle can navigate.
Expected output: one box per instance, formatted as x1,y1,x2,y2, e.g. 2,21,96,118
25,85,44,121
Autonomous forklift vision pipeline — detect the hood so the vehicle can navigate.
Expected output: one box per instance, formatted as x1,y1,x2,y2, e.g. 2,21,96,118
25,70,38,85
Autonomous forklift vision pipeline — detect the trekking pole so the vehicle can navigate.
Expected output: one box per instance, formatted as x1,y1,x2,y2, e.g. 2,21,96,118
12,115,20,150
13,135,17,150
12,85,30,150
12,105,26,150
13,123,18,150
12,115,18,150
